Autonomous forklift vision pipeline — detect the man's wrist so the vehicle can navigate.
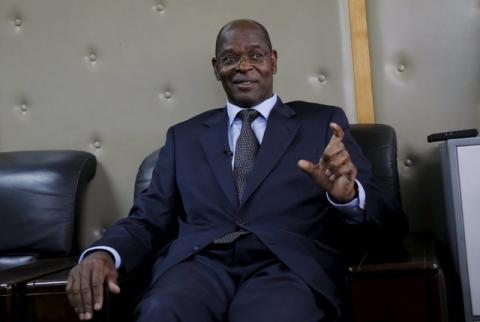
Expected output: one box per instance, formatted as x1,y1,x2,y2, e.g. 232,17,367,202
79,246,122,269
86,250,115,262
329,181,358,204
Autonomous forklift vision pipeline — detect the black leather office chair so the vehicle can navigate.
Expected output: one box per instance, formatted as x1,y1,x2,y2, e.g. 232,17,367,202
0,150,96,322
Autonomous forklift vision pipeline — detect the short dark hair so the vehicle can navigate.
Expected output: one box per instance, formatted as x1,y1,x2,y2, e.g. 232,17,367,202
215,19,272,56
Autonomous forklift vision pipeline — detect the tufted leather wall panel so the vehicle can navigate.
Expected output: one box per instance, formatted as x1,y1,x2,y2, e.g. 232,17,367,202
0,0,356,247
367,0,480,240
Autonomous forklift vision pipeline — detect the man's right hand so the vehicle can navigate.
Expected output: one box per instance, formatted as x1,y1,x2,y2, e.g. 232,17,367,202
66,251,120,320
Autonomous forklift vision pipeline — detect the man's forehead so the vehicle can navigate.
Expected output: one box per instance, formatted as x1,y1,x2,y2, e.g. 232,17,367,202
222,28,262,40
215,19,271,56
219,43,265,53
218,28,268,49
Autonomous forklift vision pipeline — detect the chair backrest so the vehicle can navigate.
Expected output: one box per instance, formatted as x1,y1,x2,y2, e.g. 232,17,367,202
0,150,96,270
349,123,401,204
134,150,159,198
134,124,401,206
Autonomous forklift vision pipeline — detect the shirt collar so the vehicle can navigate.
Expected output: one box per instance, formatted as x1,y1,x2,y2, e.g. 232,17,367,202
226,94,278,126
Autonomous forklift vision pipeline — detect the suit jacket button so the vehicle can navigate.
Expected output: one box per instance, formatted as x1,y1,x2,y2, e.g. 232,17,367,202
193,244,200,251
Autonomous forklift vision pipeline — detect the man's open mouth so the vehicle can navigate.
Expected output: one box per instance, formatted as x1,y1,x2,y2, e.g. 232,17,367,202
233,80,257,89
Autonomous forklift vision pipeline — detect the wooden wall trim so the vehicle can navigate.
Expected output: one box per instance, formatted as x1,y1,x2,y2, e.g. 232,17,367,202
349,0,375,123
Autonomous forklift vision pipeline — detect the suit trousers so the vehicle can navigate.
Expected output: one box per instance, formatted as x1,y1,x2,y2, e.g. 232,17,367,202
134,233,327,322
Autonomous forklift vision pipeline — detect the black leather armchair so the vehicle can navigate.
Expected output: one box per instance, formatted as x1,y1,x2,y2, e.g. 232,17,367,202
0,150,96,322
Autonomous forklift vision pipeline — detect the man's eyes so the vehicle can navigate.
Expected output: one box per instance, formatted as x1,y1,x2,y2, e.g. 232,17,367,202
221,56,238,65
219,52,266,66
250,53,264,60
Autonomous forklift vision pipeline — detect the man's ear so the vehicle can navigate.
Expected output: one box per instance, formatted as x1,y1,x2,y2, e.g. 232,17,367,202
271,49,278,74
211,57,221,80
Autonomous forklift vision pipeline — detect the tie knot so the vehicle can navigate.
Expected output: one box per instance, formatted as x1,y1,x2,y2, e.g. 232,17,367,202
238,109,260,124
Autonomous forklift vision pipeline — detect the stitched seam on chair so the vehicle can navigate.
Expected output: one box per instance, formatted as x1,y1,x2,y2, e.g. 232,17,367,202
71,153,96,254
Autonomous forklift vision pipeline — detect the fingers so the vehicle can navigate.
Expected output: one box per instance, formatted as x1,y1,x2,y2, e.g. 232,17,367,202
298,159,335,193
80,263,94,320
322,123,355,178
65,252,117,321
326,161,357,182
91,264,103,312
66,268,81,316
324,150,351,178
298,158,329,182
329,122,344,140
300,122,357,201
66,264,92,320
298,155,354,182
297,159,317,175
107,271,121,294
323,123,346,163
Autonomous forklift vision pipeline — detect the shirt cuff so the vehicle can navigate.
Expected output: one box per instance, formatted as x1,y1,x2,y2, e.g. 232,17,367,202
326,179,366,224
78,246,122,269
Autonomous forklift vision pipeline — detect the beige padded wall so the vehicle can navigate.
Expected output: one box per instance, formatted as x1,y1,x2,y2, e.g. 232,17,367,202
367,0,480,238
0,0,356,247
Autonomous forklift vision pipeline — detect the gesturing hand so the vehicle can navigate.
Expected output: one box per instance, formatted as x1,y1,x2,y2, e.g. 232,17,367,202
66,251,120,320
298,122,357,203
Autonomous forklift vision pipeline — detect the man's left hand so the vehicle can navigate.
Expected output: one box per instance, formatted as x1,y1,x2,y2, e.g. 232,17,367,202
298,122,357,203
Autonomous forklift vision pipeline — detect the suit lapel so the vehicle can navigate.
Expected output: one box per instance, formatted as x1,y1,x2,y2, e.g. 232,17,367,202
242,100,300,204
201,109,239,208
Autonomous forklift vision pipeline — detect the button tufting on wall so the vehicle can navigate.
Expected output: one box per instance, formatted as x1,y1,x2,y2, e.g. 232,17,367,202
397,64,406,73
88,54,97,62
317,74,327,83
155,3,165,12
404,158,413,167
93,141,102,149
163,90,172,99
14,18,23,27
20,104,28,112
93,229,103,239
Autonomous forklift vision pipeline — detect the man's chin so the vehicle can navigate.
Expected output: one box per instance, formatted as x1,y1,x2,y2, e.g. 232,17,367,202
229,93,260,108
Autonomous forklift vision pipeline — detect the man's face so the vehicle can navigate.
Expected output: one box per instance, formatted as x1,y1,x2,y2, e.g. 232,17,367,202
212,23,277,108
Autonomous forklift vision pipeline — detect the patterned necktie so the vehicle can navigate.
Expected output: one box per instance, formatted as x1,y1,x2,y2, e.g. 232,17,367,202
233,109,260,202
212,109,260,245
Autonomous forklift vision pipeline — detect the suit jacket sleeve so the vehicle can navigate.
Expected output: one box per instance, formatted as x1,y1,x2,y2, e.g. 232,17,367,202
91,127,180,272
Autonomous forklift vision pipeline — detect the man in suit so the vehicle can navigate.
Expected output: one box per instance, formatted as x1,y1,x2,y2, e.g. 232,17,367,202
66,19,406,321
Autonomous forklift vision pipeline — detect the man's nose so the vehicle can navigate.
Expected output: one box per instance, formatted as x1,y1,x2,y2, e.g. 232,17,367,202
236,57,253,71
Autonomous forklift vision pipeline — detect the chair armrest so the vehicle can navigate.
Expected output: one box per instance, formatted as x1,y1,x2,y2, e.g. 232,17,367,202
348,232,439,275
0,256,78,321
348,232,447,322
0,257,78,290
